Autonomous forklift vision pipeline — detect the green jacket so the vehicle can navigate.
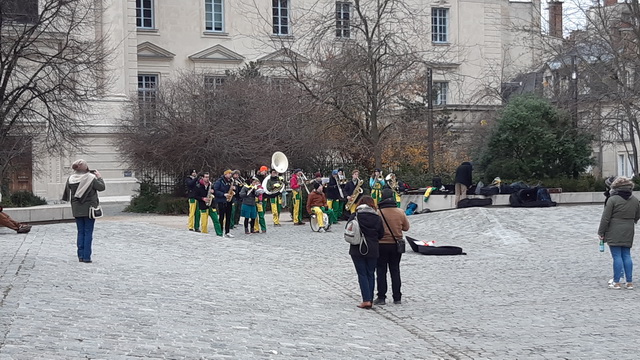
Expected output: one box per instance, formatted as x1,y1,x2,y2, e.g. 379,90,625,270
63,177,106,218
598,193,640,247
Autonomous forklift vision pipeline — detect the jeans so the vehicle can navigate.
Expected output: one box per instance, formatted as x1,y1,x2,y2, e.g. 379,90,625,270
352,256,377,302
76,217,96,261
610,245,633,283
377,244,402,301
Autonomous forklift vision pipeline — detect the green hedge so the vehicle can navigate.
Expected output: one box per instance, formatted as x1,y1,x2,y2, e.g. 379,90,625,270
0,191,47,207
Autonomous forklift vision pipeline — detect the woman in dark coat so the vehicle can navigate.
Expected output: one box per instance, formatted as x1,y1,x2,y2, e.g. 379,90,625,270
348,195,385,309
62,159,106,263
598,177,640,289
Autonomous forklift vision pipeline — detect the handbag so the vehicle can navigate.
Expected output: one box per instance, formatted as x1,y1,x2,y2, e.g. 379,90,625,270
380,209,405,254
89,205,103,219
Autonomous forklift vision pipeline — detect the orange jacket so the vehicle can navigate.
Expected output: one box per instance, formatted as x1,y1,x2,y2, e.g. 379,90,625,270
306,191,327,213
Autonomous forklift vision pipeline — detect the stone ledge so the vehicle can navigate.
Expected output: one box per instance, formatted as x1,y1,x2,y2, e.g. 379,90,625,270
4,196,131,223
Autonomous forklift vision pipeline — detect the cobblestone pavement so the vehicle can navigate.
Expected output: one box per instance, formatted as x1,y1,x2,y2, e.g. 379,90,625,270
1,205,639,359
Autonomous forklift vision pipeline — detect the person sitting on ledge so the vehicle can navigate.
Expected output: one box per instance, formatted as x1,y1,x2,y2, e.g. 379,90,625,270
0,206,32,234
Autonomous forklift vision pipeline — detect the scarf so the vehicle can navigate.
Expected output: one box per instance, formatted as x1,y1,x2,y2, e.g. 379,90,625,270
68,172,96,199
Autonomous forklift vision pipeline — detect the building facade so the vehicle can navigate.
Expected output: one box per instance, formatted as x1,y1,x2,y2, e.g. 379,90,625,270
29,0,545,200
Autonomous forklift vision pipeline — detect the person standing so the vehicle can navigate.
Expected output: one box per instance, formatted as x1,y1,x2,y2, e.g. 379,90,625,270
253,166,269,233
375,189,410,305
344,170,363,215
598,176,640,290
195,172,222,236
62,159,105,263
326,169,345,223
454,161,473,206
290,169,306,225
230,170,243,228
186,170,200,232
240,177,261,234
348,195,385,309
214,170,235,238
369,169,385,207
266,169,284,227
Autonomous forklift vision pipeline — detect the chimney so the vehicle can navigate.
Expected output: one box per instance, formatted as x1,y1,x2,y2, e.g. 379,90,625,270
548,1,563,38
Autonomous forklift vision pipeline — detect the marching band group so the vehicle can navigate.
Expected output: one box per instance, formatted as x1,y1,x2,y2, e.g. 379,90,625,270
185,157,406,236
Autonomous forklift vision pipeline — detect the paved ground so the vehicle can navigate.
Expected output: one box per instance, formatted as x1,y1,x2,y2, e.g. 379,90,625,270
0,204,638,359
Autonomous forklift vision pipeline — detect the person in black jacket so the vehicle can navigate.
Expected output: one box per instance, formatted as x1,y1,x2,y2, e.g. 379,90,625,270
214,170,235,237
186,170,200,232
325,169,343,224
454,161,473,206
348,195,385,309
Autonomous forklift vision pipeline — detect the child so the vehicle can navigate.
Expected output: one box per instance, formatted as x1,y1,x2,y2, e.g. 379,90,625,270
240,177,262,234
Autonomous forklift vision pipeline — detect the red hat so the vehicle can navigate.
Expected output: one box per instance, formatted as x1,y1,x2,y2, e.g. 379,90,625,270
314,172,322,178
259,166,268,172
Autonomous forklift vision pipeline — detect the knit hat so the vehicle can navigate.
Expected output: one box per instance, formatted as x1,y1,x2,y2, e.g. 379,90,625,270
332,169,338,176
259,166,268,172
605,176,617,188
224,169,233,175
232,169,241,175
611,176,634,189
314,172,322,178
375,168,382,173
381,188,395,200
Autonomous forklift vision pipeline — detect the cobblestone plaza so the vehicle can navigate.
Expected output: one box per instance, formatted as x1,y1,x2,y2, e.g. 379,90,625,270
1,205,638,359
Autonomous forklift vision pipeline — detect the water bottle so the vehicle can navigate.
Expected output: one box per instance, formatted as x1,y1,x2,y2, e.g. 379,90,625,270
599,239,605,252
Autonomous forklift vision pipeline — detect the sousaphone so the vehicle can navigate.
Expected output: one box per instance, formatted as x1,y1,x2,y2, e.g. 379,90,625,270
262,151,288,195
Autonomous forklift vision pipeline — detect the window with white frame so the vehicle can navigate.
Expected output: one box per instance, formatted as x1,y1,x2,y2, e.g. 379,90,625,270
4,0,38,23
336,2,351,38
618,153,634,177
205,0,224,32
136,0,154,29
433,81,448,105
138,74,158,125
204,75,225,90
272,0,290,35
431,8,448,43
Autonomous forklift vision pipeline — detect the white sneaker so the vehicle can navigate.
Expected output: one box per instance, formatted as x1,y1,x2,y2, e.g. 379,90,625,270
225,233,235,238
318,228,325,233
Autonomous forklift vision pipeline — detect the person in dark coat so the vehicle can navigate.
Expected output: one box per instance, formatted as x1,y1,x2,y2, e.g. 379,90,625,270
62,159,106,263
347,195,385,309
214,170,235,237
454,161,473,206
603,176,617,206
598,177,640,289
186,170,200,232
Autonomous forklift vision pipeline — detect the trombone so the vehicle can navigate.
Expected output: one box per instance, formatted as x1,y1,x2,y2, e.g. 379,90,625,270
299,173,311,194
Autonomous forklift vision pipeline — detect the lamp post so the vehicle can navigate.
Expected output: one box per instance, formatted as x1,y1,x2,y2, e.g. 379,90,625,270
427,67,434,174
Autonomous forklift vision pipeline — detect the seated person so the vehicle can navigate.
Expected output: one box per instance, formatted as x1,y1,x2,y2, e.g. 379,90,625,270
306,183,335,232
0,206,32,234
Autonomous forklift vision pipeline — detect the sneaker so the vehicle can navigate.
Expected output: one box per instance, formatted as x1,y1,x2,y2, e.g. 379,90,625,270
17,225,31,234
195,229,201,233
189,228,194,231
393,300,402,305
261,230,267,233
318,228,325,233
373,298,386,305
626,283,634,290
225,233,235,238
609,282,622,290
245,231,251,234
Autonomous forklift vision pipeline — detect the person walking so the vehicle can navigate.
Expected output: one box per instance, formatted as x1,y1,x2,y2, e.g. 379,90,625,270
598,176,640,290
62,159,105,263
348,195,385,309
454,161,473,206
375,189,410,305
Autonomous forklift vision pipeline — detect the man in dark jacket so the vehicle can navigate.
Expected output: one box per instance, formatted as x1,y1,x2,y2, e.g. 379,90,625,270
186,170,200,232
454,162,473,206
214,170,235,237
325,169,344,224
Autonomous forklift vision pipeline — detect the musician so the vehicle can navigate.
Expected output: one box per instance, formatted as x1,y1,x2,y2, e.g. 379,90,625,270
253,165,269,233
289,168,306,225
240,177,262,234
185,170,200,232
266,169,284,226
230,170,243,229
194,172,222,235
213,170,235,238
385,173,403,208
369,168,386,207
312,172,323,189
344,169,363,214
326,169,345,224
306,183,335,233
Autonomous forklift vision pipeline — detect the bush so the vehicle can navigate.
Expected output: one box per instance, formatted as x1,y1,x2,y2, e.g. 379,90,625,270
5,191,48,207
156,194,189,215
125,179,160,213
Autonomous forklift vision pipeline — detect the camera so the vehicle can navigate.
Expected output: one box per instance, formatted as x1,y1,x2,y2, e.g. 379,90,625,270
89,170,97,174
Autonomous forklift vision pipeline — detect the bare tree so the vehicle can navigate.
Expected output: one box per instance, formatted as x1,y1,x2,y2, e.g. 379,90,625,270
115,68,329,177
242,0,453,170
0,0,108,189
